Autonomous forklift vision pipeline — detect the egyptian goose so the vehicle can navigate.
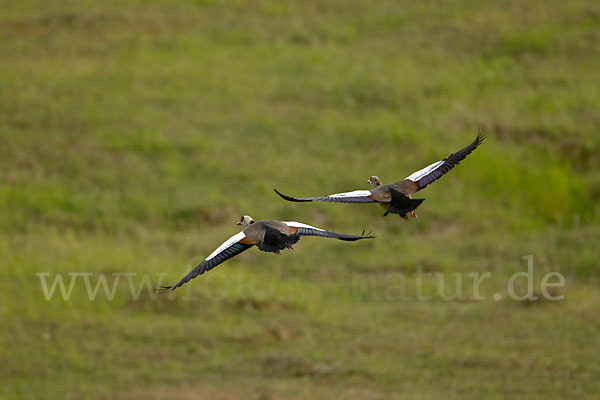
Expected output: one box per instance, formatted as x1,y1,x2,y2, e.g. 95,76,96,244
159,216,374,291
275,126,486,219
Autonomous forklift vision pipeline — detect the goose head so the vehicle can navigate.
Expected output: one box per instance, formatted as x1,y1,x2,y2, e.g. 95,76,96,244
367,176,382,187
237,215,255,227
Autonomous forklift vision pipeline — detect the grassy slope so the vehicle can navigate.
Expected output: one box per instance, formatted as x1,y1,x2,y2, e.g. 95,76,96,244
1,0,599,398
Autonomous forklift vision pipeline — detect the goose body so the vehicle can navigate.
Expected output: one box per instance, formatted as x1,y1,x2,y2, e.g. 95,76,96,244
275,126,486,218
160,216,374,291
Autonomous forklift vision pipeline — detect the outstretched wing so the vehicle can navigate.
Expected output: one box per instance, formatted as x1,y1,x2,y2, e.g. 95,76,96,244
284,221,375,241
274,189,376,203
405,126,487,192
159,232,254,292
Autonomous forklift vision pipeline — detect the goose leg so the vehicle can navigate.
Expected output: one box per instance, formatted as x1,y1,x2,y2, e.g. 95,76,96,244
286,245,294,251
275,250,281,255
399,213,409,220
410,211,418,219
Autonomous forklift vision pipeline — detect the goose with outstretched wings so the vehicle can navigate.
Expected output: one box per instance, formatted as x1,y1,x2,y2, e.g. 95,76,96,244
159,216,374,292
275,126,487,219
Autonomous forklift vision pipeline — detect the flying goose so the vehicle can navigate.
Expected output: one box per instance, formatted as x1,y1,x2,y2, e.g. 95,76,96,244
159,216,374,291
275,126,487,218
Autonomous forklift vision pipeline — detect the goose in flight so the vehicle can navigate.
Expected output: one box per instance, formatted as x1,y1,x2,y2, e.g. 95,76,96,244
275,126,486,219
159,216,374,291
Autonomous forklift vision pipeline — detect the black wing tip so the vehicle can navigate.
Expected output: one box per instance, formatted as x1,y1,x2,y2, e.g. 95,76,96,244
340,229,376,240
360,229,376,239
476,125,488,144
327,228,376,241
274,189,310,202
156,285,174,294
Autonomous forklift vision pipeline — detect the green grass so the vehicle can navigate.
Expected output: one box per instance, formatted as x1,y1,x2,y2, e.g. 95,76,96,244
1,0,600,398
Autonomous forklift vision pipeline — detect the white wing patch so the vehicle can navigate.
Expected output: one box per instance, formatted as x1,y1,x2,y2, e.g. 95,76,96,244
405,160,444,182
206,231,247,261
329,190,372,199
283,221,325,232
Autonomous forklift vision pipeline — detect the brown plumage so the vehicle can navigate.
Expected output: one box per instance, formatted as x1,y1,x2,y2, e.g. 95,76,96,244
158,216,374,292
275,126,487,218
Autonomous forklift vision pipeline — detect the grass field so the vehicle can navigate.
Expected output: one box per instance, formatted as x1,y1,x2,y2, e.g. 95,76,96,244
1,0,600,398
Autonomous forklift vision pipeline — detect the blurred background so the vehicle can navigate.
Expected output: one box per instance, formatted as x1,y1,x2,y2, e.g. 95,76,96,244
1,0,599,399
